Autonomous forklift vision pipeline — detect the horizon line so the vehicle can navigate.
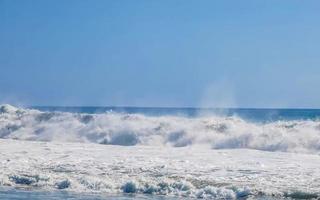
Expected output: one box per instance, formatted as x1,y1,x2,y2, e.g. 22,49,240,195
28,105,320,110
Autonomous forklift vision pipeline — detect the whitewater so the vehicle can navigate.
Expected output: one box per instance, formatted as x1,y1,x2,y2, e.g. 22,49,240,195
1,104,320,199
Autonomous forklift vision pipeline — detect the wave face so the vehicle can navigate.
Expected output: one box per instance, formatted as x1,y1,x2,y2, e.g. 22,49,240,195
1,104,320,153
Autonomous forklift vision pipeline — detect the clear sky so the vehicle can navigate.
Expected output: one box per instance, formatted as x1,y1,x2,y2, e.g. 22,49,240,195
1,0,320,108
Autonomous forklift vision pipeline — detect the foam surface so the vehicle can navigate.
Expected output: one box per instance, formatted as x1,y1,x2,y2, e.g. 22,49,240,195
1,105,320,153
1,105,320,199
0,139,319,199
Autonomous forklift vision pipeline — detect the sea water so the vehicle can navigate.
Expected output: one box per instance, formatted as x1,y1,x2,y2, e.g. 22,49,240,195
32,106,320,122
0,104,320,199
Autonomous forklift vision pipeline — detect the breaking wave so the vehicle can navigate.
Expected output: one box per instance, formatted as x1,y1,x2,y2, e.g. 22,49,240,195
1,104,320,153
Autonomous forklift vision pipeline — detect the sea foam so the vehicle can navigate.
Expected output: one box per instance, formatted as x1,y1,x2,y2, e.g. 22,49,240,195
1,139,320,199
1,104,320,153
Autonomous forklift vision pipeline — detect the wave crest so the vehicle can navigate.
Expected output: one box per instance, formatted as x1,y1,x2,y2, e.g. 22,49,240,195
1,105,320,153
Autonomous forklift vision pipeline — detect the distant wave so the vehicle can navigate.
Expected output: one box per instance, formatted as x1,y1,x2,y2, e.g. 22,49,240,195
1,104,320,153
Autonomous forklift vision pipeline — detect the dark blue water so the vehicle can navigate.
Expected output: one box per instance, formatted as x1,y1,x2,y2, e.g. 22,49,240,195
31,106,320,122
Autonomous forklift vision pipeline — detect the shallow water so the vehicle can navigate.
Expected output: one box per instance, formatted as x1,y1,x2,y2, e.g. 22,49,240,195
0,187,177,200
1,139,319,199
0,187,282,200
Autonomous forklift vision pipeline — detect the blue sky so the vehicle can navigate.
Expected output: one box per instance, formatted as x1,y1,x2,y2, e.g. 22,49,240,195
1,0,320,108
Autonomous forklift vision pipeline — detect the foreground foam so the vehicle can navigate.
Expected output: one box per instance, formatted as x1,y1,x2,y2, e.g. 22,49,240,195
0,139,319,199
1,104,320,153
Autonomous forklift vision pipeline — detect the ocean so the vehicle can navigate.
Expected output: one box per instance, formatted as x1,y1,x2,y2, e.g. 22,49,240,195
32,106,320,122
0,104,320,199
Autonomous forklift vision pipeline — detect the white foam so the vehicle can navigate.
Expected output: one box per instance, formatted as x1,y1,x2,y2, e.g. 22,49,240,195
0,139,319,199
1,105,320,153
0,104,19,114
